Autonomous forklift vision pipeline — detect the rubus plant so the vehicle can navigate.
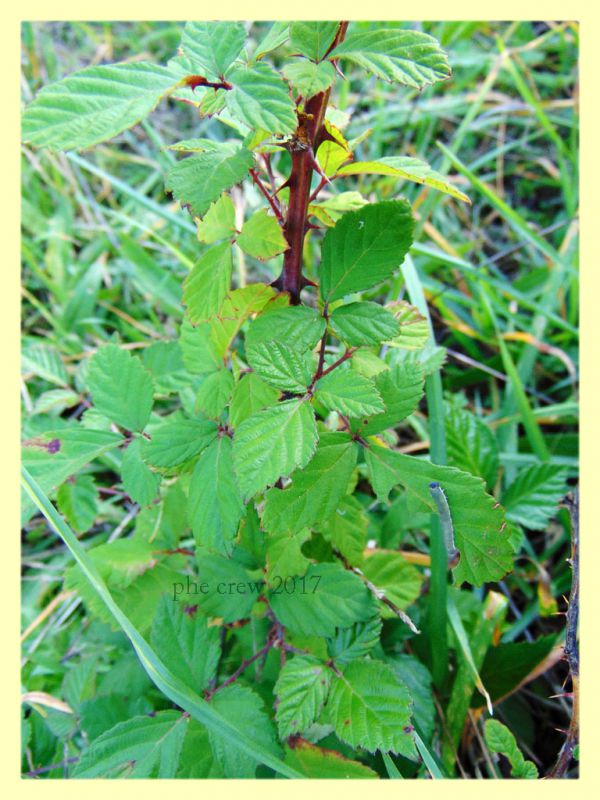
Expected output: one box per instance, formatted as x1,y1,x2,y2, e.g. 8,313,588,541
21,20,569,780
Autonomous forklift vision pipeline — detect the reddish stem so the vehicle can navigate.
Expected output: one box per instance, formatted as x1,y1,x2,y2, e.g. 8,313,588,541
249,168,285,225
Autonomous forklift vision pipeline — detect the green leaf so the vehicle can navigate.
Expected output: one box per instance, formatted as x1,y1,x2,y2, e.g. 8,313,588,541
263,433,357,535
183,243,232,324
233,399,318,499
354,362,425,436
328,30,451,89
337,157,470,203
229,373,280,428
180,319,222,374
266,529,311,582
177,21,246,79
484,719,538,779
121,439,160,506
237,209,289,260
209,283,280,357
141,415,217,468
22,62,184,151
142,342,191,394
502,463,569,530
289,21,340,61
246,305,325,352
329,302,400,346
361,551,423,616
385,301,429,350
166,145,254,219
284,740,378,778
22,343,69,386
365,446,512,586
282,61,335,98
226,62,297,135
327,616,382,665
318,495,368,564
56,474,98,533
195,551,259,622
22,467,303,778
328,659,415,756
445,403,499,490
87,344,154,432
310,191,368,225
177,719,222,778
387,655,436,741
319,201,414,301
247,340,312,393
254,22,290,60
189,436,245,555
269,562,377,637
196,194,236,244
73,711,188,777
315,369,384,418
150,596,221,692
195,370,234,418
209,685,282,777
274,656,332,738
22,427,122,525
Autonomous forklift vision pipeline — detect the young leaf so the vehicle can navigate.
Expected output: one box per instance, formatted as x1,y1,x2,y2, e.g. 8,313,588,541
87,344,154,432
246,340,312,393
195,552,259,622
319,201,414,301
196,194,236,244
484,719,539,779
141,416,217,468
176,21,246,79
327,617,383,665
73,711,188,778
229,373,280,428
502,463,569,530
246,305,326,352
337,157,470,203
318,496,368,564
284,740,378,778
445,403,499,490
226,62,298,135
183,243,232,324
269,563,377,637
328,30,451,89
121,439,160,506
289,21,340,62
365,446,512,586
315,369,385,418
233,399,318,499
262,433,357,535
195,370,234,418
165,146,254,219
328,659,415,756
282,61,335,98
361,552,423,616
274,656,332,738
22,63,185,151
385,301,430,349
329,301,400,346
266,529,311,581
56,474,98,533
150,596,221,692
236,209,289,260
209,685,282,778
354,362,425,436
189,436,245,555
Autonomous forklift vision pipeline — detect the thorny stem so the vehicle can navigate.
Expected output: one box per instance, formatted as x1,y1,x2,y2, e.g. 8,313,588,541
272,21,349,304
547,489,579,779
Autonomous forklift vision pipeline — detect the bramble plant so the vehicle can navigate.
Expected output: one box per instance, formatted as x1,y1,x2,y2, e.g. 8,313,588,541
21,21,575,780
